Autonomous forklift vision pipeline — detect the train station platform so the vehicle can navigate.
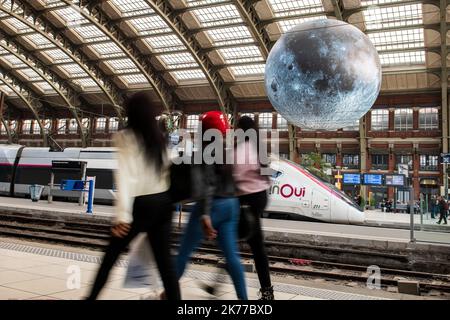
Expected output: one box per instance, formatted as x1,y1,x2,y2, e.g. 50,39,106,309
0,237,428,300
1,196,449,252
1,196,448,245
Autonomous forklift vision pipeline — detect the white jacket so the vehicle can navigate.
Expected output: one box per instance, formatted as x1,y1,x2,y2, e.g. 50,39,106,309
114,129,170,224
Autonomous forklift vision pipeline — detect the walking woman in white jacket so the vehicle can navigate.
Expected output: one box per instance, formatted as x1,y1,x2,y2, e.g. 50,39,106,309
87,92,180,300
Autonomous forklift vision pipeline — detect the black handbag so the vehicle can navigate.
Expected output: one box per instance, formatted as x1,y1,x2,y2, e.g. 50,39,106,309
169,161,205,204
169,162,192,203
238,205,257,241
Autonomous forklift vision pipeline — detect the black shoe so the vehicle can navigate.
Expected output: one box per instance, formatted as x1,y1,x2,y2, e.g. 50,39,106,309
258,286,274,300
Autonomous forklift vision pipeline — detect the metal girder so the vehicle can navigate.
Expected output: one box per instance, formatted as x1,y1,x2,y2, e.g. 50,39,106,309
62,0,178,112
0,116,12,143
2,0,124,119
440,0,448,153
0,71,47,145
331,0,344,21
233,0,271,59
144,0,234,114
0,93,12,143
0,31,88,146
171,1,232,15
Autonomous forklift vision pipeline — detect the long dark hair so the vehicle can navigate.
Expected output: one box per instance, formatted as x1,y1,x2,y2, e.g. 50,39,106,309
237,115,259,151
237,115,268,167
125,92,166,170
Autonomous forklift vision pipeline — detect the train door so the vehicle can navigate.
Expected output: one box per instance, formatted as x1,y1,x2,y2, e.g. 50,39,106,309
311,188,331,222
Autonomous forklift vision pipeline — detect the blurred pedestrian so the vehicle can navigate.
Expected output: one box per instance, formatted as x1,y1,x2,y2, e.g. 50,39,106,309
86,92,180,300
175,111,248,300
233,115,273,300
430,196,437,219
437,196,448,225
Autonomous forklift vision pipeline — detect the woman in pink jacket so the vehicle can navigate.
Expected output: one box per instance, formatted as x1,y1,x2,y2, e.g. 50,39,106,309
233,116,273,300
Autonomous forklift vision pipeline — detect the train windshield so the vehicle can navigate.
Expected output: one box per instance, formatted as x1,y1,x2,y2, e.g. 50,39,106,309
284,159,363,212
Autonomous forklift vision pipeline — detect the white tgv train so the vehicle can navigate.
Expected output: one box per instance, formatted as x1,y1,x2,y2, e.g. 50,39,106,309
0,144,364,224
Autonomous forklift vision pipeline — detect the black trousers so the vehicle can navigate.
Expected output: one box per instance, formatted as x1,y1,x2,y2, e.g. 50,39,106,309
87,192,180,300
438,210,448,224
239,190,272,289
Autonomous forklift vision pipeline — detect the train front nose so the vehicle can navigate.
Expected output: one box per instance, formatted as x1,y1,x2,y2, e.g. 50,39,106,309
348,206,365,224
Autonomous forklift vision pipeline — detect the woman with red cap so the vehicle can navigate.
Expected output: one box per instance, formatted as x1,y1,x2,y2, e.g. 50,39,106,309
175,111,248,300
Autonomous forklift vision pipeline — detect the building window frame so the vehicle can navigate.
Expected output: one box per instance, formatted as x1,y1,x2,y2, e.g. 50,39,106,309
57,119,67,134
186,114,199,133
396,154,413,170
420,154,439,171
418,107,438,130
95,117,107,133
394,108,413,131
68,119,78,134
258,112,273,130
371,109,389,131
22,120,32,135
371,154,389,170
322,153,336,166
109,117,119,132
342,154,359,169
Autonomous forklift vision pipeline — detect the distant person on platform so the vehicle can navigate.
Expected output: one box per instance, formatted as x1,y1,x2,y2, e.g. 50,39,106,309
86,92,180,300
233,115,274,300
355,195,362,209
430,196,437,219
437,196,448,225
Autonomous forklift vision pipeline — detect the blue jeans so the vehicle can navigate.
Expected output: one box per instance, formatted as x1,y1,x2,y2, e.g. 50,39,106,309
176,197,248,300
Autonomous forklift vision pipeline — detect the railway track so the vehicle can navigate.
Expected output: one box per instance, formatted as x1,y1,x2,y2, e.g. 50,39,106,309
0,214,449,296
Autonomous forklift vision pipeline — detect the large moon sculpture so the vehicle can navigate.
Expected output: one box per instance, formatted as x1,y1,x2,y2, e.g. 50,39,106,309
265,19,381,130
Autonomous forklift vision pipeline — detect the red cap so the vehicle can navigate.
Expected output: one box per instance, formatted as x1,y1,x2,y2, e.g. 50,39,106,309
200,111,230,135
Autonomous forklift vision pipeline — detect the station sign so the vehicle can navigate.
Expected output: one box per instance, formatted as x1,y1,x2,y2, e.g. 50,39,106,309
362,173,383,186
385,174,405,187
343,173,361,185
441,153,450,164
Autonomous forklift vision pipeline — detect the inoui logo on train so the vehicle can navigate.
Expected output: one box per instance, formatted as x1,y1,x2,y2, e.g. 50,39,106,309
269,182,306,199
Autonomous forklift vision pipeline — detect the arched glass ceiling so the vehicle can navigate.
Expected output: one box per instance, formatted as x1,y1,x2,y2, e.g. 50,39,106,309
0,0,444,109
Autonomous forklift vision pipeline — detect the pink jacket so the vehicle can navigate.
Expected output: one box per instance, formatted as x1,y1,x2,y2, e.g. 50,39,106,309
233,141,270,196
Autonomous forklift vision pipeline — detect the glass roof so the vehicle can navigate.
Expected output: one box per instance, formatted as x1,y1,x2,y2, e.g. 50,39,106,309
120,74,149,85
363,4,422,30
379,50,426,66
17,69,42,82
219,46,263,64
230,64,265,77
105,58,139,74
207,26,254,46
278,15,327,33
0,0,441,101
172,69,206,81
192,5,243,27
159,52,198,69
110,0,154,17
268,0,325,17
144,35,186,53
368,28,424,51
